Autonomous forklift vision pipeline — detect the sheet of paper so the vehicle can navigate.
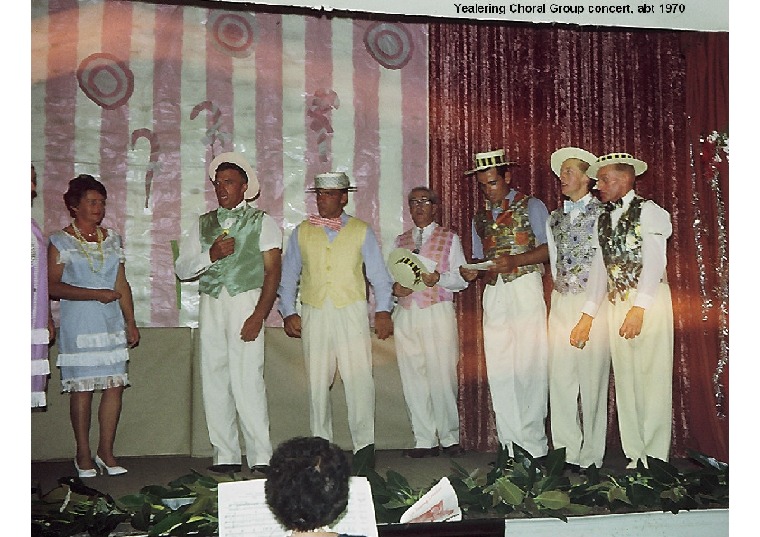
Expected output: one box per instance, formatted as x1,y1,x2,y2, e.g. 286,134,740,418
218,476,378,537
461,260,494,271
399,477,461,524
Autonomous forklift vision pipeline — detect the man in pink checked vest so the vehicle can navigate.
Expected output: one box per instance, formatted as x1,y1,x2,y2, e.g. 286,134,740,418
390,187,469,459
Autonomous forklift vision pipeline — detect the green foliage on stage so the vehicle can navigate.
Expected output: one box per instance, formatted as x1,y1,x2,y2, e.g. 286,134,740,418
366,446,728,523
31,448,728,536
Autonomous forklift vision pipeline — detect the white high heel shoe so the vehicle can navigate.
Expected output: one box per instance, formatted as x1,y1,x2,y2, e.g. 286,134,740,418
95,455,128,476
74,459,97,478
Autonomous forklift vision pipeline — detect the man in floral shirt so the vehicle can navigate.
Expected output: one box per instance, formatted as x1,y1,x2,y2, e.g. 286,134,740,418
460,148,550,459
545,147,610,471
570,153,673,468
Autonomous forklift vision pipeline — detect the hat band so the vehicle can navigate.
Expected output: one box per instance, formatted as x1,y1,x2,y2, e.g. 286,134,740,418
597,153,635,163
475,155,505,168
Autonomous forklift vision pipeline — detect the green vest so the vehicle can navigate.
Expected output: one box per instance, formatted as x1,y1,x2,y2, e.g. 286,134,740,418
198,206,266,298
598,196,645,303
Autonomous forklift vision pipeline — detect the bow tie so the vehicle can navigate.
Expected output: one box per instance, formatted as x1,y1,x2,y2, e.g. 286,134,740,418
604,199,624,212
218,206,244,221
563,199,586,214
308,214,342,232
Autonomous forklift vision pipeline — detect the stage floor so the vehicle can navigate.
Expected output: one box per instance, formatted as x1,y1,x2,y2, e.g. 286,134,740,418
31,445,699,501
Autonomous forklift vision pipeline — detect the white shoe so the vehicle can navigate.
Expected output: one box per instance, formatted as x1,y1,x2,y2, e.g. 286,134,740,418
95,455,128,476
74,459,97,478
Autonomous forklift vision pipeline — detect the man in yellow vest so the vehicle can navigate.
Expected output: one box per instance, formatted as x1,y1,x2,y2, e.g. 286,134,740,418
278,172,394,456
175,152,282,475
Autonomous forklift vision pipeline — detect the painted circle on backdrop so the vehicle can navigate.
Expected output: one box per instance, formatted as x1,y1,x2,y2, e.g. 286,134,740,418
209,11,256,58
77,53,134,109
364,22,413,69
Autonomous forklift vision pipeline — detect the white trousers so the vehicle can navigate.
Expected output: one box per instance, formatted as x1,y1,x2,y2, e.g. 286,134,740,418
548,290,610,468
608,283,673,463
199,288,272,466
393,301,460,449
302,299,375,452
483,272,549,457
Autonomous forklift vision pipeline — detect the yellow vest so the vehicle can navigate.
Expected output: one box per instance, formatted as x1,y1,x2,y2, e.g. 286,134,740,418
300,218,367,308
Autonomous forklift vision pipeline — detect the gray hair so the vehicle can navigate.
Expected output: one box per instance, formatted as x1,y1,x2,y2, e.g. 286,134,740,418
407,186,439,205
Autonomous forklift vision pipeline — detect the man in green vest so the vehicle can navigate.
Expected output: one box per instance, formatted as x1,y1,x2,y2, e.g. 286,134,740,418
571,152,673,468
175,152,282,475
278,172,394,458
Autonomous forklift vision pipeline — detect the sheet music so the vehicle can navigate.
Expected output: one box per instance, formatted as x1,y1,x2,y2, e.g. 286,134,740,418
219,477,378,537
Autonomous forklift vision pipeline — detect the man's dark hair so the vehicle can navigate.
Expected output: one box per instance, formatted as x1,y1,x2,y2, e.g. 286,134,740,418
215,162,248,183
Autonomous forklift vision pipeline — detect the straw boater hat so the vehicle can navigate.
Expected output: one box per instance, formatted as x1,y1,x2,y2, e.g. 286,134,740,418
465,149,517,175
387,248,428,292
306,172,358,192
586,152,648,179
208,152,260,198
550,147,597,176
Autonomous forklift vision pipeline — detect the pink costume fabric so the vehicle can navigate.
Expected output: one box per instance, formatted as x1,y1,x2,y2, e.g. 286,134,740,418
31,218,50,407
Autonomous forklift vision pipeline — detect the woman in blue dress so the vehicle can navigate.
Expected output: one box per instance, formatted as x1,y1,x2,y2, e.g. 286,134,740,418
48,175,140,478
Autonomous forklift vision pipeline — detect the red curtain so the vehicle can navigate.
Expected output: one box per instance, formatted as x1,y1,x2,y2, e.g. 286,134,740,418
428,23,728,461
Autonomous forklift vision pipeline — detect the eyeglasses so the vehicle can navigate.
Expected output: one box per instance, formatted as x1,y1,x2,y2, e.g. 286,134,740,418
315,190,343,197
409,198,433,206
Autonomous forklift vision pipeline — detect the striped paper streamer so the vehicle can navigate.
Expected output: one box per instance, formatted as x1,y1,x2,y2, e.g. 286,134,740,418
31,0,428,327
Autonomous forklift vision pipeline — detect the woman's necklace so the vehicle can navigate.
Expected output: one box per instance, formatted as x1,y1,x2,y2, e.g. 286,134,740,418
71,220,105,273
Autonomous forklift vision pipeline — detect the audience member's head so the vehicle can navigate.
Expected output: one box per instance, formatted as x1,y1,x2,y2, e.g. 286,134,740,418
265,436,350,532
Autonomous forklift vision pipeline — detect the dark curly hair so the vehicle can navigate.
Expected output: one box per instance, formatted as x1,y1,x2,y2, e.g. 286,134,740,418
265,436,350,531
63,174,107,218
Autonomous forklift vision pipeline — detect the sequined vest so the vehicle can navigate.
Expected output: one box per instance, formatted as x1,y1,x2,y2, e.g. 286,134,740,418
198,206,265,298
474,192,542,284
549,198,603,295
396,226,455,309
598,196,645,303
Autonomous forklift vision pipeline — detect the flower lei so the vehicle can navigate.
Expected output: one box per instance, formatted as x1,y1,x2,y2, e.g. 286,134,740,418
71,221,105,273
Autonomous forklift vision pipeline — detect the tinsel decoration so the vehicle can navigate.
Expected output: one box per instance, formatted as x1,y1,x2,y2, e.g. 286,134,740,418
693,129,729,419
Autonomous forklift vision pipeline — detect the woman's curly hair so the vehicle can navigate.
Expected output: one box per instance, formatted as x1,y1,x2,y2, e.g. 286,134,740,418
265,436,350,531
63,174,107,218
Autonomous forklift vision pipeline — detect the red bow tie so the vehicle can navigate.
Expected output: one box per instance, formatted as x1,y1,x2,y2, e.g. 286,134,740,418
308,214,342,231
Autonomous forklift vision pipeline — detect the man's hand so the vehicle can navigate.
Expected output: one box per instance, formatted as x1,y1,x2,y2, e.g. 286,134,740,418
421,271,440,287
283,314,302,338
374,311,393,340
619,306,645,339
460,266,479,282
209,234,235,262
393,282,413,297
489,253,517,274
241,313,265,342
570,313,593,349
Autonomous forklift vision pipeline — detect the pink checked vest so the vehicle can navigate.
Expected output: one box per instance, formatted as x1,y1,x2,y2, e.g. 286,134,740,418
396,226,455,309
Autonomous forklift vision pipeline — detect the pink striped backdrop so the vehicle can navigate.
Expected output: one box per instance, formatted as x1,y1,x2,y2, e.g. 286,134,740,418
31,0,428,327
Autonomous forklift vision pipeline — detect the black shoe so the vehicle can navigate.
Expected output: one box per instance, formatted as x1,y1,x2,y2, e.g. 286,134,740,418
207,464,241,474
442,444,465,457
250,464,270,475
403,447,440,458
565,463,582,474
